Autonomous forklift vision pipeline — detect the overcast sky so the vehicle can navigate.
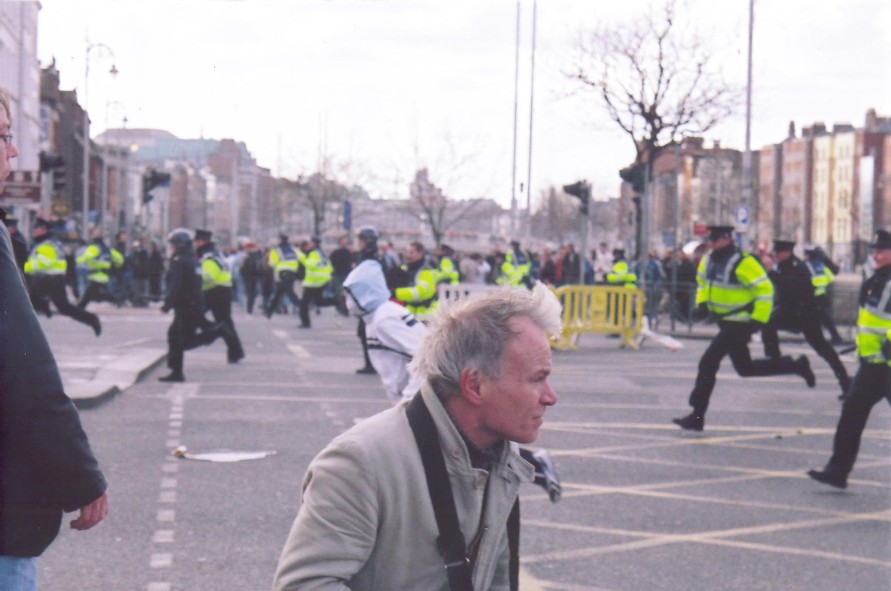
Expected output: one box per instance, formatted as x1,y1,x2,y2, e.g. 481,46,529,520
35,0,891,208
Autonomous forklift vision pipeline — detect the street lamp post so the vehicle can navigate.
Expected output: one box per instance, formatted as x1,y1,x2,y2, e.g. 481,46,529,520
101,100,125,234
81,41,115,239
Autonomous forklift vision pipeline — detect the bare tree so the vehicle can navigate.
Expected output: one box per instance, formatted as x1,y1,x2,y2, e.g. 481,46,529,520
530,186,583,246
409,168,501,247
569,0,738,257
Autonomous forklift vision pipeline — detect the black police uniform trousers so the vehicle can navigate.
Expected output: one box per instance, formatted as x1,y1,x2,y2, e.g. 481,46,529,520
824,362,891,476
166,310,234,374
204,286,244,361
689,321,799,415
78,279,115,309
266,271,300,316
29,275,99,329
815,293,843,342
299,283,334,327
763,314,850,394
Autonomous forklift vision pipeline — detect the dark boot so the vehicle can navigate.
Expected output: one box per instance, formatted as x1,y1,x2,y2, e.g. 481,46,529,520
159,371,185,383
795,355,816,388
672,412,704,432
807,467,847,489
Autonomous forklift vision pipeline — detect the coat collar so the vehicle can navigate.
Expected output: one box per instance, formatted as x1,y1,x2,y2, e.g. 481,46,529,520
418,382,534,483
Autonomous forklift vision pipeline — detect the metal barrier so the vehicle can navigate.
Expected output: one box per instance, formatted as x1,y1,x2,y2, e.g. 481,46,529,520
551,285,645,350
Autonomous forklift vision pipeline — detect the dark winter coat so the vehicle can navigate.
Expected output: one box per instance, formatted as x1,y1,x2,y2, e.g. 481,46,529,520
0,223,107,557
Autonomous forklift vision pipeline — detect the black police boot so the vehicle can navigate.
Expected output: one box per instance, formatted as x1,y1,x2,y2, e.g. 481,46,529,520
807,467,848,489
356,365,377,375
795,355,816,388
159,372,185,383
672,412,704,432
90,315,102,337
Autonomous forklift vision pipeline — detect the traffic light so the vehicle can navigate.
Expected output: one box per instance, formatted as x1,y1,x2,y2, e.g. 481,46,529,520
142,168,171,204
619,163,646,194
562,180,590,216
39,152,66,192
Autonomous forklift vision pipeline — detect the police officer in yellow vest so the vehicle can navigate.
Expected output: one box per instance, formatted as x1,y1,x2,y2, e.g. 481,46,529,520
808,230,891,489
605,248,638,288
296,235,334,328
194,229,244,363
77,228,124,310
265,233,301,319
25,218,101,336
434,243,460,286
393,241,438,319
498,240,531,287
804,245,845,344
673,225,816,432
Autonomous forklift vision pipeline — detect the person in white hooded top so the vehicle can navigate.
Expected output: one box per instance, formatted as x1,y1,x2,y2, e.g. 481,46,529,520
343,243,425,405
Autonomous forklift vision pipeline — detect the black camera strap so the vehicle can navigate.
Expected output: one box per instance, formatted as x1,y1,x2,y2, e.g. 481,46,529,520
406,394,519,591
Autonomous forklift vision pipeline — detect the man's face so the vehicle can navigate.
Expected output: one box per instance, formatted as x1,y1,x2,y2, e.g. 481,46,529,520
476,316,556,446
774,250,792,263
405,244,423,263
0,106,18,192
872,247,891,270
709,236,732,250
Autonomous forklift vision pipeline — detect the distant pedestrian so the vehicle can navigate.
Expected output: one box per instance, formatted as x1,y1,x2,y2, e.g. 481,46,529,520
329,236,354,316
147,241,164,301
239,241,265,314
808,230,891,489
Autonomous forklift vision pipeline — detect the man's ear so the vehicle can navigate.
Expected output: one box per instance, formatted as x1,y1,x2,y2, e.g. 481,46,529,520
458,368,483,406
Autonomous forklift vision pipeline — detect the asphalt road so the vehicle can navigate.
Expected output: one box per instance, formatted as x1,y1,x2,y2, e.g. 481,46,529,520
36,303,891,590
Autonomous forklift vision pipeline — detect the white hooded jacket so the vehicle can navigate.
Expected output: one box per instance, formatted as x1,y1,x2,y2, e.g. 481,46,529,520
344,259,425,403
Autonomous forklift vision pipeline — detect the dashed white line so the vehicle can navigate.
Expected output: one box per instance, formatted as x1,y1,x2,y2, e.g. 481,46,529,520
150,553,173,568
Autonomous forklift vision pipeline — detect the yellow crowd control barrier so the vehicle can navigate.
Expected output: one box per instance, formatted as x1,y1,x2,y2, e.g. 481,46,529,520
551,285,645,350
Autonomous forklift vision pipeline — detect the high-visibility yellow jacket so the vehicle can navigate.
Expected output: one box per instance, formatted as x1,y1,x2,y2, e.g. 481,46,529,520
436,256,460,285
25,237,66,276
297,248,333,288
498,248,530,286
395,259,438,317
268,243,299,280
606,260,638,288
806,259,835,297
855,266,891,366
199,249,232,292
77,241,123,284
696,246,773,324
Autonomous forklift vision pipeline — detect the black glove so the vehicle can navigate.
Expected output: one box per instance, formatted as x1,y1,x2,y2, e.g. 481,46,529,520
691,303,709,322
882,339,891,361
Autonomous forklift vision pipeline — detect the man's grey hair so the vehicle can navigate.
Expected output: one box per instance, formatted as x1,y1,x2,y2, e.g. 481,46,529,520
408,283,562,400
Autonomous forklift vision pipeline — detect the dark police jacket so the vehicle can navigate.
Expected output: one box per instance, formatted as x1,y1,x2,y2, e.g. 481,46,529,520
0,224,107,557
768,254,817,331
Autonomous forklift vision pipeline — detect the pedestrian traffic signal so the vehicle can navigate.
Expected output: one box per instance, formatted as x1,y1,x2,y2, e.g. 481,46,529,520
619,163,646,194
142,169,171,204
562,180,590,216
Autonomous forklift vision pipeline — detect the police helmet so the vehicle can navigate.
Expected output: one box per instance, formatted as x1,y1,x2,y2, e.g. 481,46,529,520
357,226,378,246
167,228,194,252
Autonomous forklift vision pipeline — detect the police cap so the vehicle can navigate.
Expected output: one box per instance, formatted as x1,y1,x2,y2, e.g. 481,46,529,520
772,239,796,253
707,225,734,241
868,229,891,250
194,228,213,242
